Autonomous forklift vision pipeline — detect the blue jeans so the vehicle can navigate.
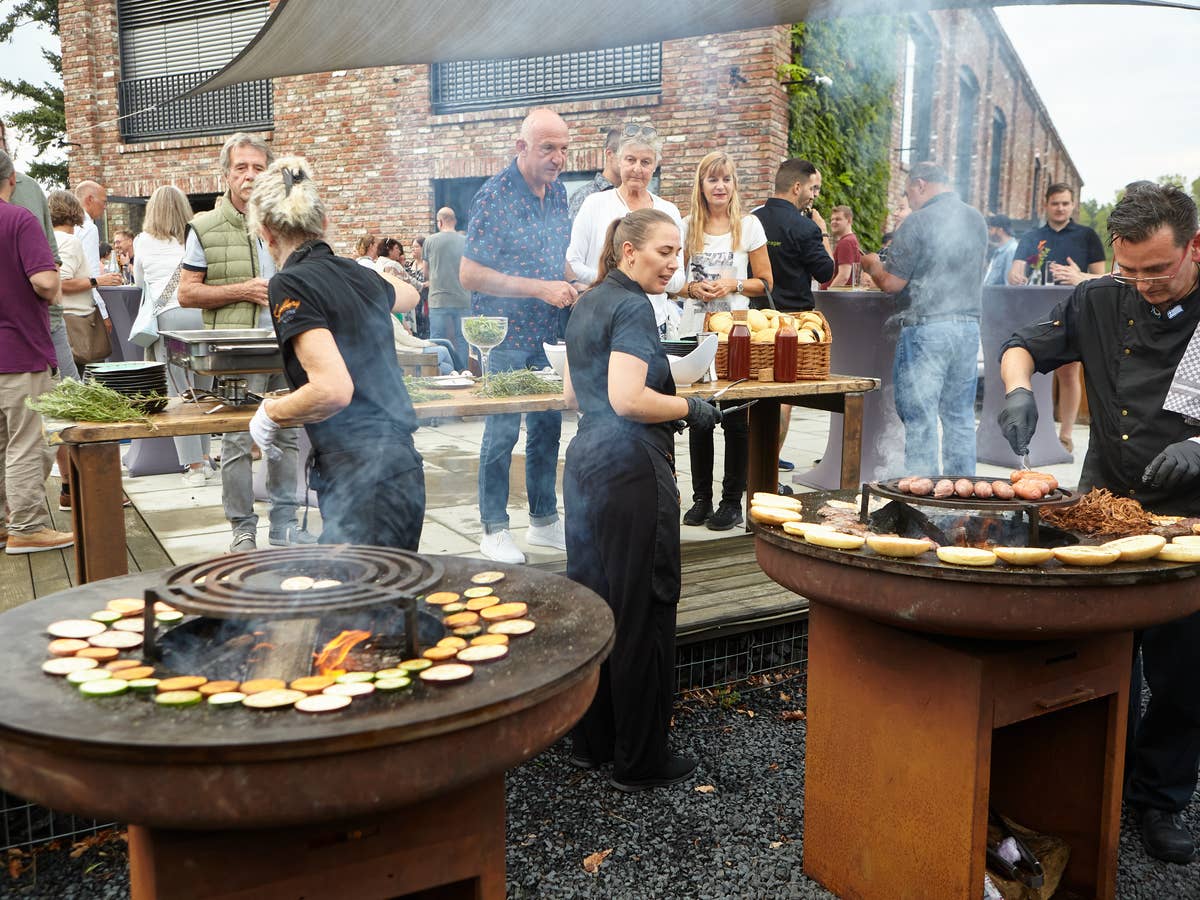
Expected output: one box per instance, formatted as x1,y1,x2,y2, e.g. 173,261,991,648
893,319,979,475
478,346,560,533
429,308,469,371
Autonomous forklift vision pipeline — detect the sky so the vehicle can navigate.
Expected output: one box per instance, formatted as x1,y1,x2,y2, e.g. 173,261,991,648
1,2,1198,204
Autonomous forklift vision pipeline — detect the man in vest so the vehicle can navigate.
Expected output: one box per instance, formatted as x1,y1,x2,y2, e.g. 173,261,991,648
178,133,313,552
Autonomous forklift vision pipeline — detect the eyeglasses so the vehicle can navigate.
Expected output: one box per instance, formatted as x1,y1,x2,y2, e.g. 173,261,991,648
621,123,658,139
1111,244,1193,287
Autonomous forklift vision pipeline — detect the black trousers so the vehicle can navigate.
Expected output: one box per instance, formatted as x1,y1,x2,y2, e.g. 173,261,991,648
310,441,425,550
1125,609,1200,812
564,424,681,780
687,402,749,506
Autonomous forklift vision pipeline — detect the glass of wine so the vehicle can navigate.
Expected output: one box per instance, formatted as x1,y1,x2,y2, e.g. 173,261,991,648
461,316,509,389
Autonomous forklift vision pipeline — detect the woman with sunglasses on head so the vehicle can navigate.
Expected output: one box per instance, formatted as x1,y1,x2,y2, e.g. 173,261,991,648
244,156,425,549
567,124,685,333
562,208,721,792
677,151,773,531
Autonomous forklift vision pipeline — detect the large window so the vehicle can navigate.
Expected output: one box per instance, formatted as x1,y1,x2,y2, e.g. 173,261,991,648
909,20,938,163
987,108,1006,213
117,0,272,143
430,44,661,115
954,67,979,201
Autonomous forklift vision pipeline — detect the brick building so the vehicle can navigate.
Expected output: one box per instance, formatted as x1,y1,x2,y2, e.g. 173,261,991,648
60,2,1078,251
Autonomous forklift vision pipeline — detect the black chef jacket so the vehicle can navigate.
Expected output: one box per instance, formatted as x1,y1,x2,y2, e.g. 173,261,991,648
1003,276,1200,515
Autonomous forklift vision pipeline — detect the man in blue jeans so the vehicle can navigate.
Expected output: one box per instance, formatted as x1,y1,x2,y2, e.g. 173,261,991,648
861,162,988,475
424,207,470,370
460,108,577,564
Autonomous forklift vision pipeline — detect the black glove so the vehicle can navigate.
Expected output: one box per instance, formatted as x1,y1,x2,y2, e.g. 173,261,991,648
997,387,1038,456
683,396,723,431
1143,439,1200,490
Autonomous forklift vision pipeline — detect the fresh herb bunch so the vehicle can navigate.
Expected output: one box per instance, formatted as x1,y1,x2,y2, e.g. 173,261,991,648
25,378,156,423
403,377,452,403
475,369,558,399
462,316,507,348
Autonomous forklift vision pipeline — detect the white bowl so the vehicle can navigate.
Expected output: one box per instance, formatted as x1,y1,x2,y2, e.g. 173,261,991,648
669,333,718,387
542,342,567,377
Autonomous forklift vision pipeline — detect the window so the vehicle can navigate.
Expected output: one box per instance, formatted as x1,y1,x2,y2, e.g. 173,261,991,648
898,38,917,166
116,0,272,143
954,67,979,201
987,108,1006,213
909,21,938,163
430,44,661,115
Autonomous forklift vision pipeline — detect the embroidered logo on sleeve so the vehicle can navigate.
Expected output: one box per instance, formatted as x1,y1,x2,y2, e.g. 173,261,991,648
274,297,300,324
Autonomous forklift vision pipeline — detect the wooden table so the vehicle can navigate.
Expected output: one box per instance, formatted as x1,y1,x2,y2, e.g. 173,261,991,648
51,374,876,583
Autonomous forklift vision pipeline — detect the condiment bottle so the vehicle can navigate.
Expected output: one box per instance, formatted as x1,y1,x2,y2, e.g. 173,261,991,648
727,309,751,381
773,317,798,382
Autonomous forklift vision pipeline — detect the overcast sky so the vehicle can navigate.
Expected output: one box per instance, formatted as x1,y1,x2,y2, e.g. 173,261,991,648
2,3,1198,203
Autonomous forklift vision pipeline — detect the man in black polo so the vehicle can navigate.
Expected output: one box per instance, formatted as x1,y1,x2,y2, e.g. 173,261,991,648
860,161,988,476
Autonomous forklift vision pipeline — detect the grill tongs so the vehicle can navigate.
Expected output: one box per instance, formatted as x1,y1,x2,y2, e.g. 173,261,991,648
673,378,758,432
985,809,1045,889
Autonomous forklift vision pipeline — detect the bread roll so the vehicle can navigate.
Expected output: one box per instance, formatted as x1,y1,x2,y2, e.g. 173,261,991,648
992,546,1054,566
782,520,819,537
1053,545,1121,567
1100,534,1167,562
751,492,803,510
866,535,933,558
804,527,866,550
936,547,997,566
749,505,803,525
1157,543,1200,563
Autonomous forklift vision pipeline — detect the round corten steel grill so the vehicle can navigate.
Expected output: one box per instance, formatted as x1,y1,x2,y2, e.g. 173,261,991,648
159,545,444,619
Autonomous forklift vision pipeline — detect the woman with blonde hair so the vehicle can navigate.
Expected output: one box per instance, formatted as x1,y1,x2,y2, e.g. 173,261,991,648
563,208,720,791
245,156,425,548
677,151,773,531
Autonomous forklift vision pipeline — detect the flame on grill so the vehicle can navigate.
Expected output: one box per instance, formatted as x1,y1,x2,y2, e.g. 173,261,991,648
315,630,371,677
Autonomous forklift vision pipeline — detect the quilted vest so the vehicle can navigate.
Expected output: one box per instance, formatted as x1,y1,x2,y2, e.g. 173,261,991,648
191,192,261,330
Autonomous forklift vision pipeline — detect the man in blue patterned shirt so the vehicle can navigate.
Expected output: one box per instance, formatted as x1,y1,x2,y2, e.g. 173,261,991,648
461,107,577,563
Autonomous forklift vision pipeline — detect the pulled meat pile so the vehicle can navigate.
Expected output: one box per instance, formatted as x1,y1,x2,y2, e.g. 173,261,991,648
1043,489,1157,537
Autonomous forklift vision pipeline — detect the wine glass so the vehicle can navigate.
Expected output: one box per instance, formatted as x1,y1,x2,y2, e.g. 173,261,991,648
461,316,508,389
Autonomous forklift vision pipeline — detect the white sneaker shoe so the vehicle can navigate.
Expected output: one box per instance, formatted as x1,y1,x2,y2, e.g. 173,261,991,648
480,529,526,564
182,467,207,487
527,519,566,551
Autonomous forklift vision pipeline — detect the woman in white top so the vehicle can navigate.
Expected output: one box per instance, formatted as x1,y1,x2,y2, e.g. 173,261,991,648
678,151,774,531
567,124,685,328
47,190,98,323
133,185,214,486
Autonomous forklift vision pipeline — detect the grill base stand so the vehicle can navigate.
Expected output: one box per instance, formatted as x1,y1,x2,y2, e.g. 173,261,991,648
129,776,505,900
803,602,1129,899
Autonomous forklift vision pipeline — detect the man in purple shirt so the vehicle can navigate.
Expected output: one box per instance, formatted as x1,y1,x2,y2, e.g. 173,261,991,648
0,150,74,554
460,107,577,564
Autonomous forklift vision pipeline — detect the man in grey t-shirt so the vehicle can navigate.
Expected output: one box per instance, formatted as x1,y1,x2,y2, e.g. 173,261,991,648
423,207,470,369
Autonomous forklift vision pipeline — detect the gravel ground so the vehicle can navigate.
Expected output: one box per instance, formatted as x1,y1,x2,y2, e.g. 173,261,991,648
2,679,1198,899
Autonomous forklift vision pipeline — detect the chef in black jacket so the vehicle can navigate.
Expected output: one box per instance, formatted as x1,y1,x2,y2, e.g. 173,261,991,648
562,208,720,792
998,182,1200,864
244,156,425,549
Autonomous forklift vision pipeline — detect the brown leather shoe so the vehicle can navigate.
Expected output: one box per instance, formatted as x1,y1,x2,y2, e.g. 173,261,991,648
5,527,75,555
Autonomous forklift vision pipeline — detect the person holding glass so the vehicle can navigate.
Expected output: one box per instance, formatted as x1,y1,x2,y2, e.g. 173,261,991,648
563,208,720,791
677,151,773,530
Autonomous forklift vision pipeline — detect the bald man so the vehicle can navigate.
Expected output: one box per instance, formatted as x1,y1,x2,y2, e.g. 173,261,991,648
423,206,470,369
460,107,576,564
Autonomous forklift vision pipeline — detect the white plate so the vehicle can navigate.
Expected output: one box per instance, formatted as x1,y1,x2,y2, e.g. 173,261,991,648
426,377,475,389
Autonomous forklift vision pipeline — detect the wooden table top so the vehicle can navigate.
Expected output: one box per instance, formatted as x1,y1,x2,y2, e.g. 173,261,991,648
50,374,878,445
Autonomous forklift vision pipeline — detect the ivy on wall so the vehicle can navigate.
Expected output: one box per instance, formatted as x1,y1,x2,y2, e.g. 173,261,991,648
784,19,899,250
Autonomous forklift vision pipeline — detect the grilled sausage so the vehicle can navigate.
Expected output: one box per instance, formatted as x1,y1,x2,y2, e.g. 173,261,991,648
973,481,993,499
908,477,934,496
933,479,955,498
1011,470,1059,491
897,476,914,493
954,478,975,498
1013,480,1047,501
991,480,1016,500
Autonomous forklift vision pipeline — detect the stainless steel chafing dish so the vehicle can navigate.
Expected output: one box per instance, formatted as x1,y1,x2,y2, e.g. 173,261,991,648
159,329,283,376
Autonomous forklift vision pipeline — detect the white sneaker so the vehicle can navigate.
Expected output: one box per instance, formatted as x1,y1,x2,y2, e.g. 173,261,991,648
480,529,526,564
182,467,207,487
527,519,566,551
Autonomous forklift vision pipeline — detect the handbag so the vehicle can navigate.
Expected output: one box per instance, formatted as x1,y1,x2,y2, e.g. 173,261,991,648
129,266,182,349
64,307,112,364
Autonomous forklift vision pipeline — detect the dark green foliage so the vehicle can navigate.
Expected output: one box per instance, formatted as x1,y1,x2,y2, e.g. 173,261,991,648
1,0,67,186
785,20,899,250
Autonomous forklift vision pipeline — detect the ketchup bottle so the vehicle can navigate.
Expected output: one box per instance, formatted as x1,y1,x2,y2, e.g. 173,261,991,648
773,317,798,382
727,309,751,381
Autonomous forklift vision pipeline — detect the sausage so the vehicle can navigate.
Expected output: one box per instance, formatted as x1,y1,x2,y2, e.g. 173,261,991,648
933,479,955,498
897,476,914,493
908,477,934,496
973,481,993,499
954,478,975,498
1011,470,1059,491
991,480,1015,500
1014,480,1046,501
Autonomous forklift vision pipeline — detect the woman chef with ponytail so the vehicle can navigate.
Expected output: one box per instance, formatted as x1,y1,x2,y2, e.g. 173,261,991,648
562,208,721,792
245,156,426,549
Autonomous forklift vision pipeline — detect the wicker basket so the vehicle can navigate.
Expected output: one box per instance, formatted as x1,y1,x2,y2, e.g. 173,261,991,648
711,310,832,381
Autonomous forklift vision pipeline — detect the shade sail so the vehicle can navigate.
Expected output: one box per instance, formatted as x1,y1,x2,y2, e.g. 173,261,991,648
184,0,1200,98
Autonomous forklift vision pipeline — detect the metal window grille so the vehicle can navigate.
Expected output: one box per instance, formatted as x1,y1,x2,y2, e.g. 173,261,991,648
118,70,273,143
1,790,114,853
430,44,661,114
674,619,809,694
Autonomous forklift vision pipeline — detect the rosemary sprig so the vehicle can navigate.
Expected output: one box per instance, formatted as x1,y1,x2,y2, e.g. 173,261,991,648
25,378,155,423
476,369,559,399
403,377,453,403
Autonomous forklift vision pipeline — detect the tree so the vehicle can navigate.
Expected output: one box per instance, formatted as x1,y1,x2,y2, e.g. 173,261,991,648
0,1,67,186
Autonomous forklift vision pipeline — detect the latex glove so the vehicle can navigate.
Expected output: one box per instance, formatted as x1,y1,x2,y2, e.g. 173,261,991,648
249,402,283,461
998,388,1037,456
1143,439,1200,490
684,396,723,431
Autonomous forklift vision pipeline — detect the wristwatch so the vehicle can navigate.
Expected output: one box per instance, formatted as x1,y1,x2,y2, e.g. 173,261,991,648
89,277,98,288
736,279,744,294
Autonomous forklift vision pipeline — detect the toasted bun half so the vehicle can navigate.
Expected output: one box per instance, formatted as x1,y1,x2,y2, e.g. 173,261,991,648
751,492,803,510
804,528,866,550
824,499,859,511
1053,546,1121,567
782,520,819,537
1193,522,1200,535
936,547,997,567
1171,535,1200,546
1157,543,1200,563
992,546,1054,566
866,535,932,558
750,505,803,525
1101,534,1167,562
